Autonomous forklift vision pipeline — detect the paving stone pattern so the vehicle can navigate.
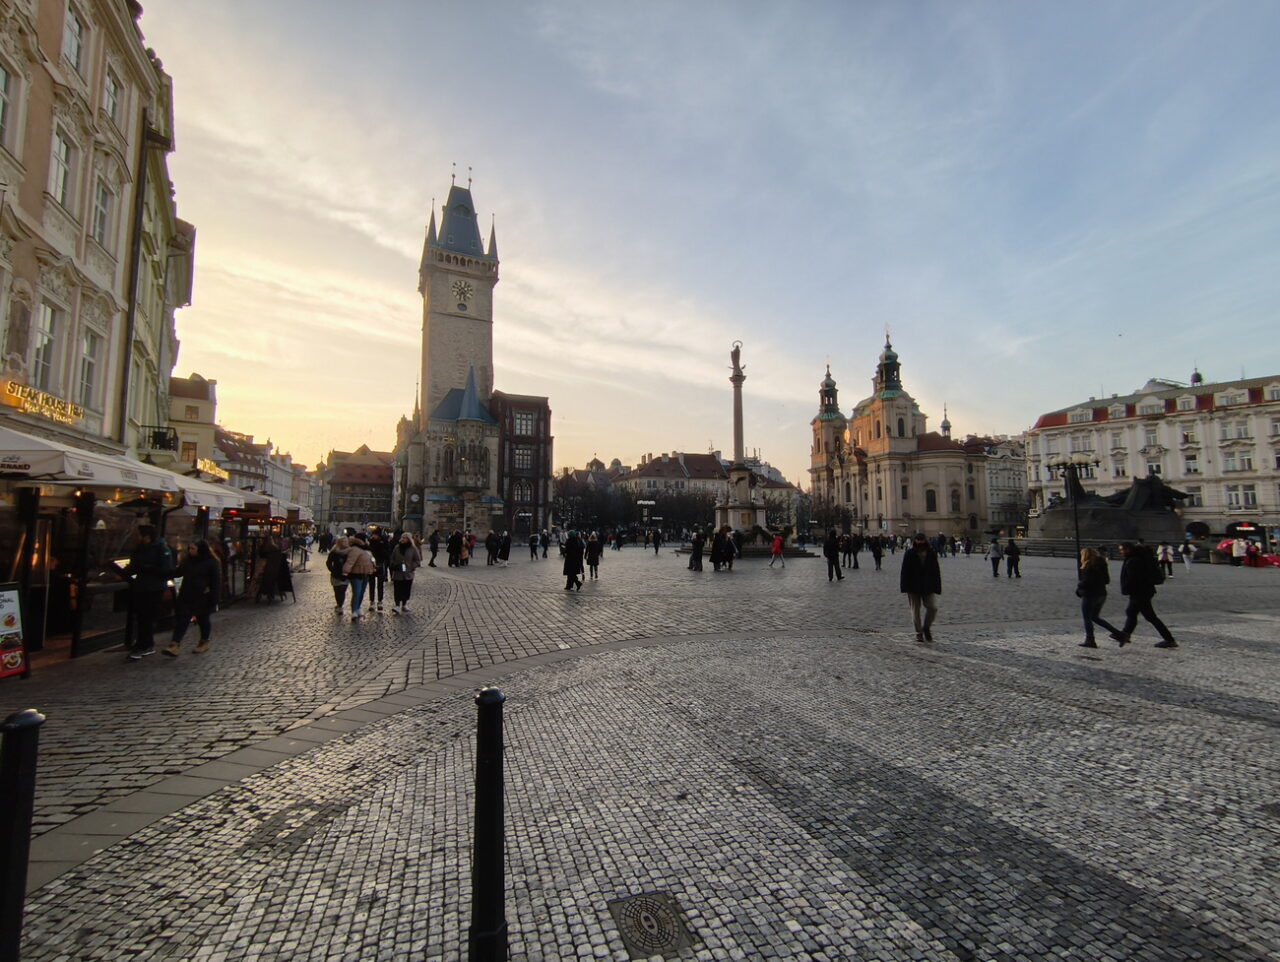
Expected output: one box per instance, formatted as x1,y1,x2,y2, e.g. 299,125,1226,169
7,549,1280,959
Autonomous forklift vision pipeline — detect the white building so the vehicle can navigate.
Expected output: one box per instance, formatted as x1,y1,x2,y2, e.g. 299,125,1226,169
1027,373,1280,538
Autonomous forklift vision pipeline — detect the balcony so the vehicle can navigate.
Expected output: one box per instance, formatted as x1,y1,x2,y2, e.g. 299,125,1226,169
140,425,179,454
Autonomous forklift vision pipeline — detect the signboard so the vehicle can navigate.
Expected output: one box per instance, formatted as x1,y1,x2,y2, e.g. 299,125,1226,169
0,583,29,679
1,378,84,425
196,458,230,481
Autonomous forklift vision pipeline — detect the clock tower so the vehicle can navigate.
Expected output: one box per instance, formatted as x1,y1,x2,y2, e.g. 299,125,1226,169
418,183,499,427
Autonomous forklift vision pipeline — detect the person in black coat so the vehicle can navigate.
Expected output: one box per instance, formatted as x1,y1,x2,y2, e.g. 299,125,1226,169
585,533,603,579
689,531,704,571
165,540,221,656
1116,542,1178,648
562,531,585,590
1076,547,1121,648
900,532,942,642
823,530,844,582
125,524,176,659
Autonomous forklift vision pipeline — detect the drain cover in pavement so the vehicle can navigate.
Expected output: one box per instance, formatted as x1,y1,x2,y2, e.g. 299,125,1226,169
607,891,695,959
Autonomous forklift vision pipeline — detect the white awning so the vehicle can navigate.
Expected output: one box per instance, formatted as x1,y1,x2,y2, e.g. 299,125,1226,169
165,472,247,510
0,426,181,493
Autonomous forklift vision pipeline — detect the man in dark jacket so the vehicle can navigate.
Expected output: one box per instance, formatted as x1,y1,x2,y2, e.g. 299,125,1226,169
1115,542,1178,648
368,530,391,610
427,530,440,567
126,524,175,660
823,530,843,581
900,532,942,642
562,531,585,590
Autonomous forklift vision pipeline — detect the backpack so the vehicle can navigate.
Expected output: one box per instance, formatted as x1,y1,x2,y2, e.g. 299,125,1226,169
326,550,345,576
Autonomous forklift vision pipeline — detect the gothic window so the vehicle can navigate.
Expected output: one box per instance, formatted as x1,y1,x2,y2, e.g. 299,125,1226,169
925,490,938,513
443,445,454,479
514,446,533,470
514,411,535,435
480,446,490,482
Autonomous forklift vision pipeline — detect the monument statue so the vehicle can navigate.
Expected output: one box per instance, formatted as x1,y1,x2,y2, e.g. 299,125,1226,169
1032,470,1189,543
716,341,767,534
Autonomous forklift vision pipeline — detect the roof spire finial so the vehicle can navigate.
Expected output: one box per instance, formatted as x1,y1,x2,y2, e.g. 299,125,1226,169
451,161,456,186
468,165,473,188
884,324,892,347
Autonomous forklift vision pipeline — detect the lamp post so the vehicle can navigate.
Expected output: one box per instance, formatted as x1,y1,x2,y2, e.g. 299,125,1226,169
1045,453,1101,563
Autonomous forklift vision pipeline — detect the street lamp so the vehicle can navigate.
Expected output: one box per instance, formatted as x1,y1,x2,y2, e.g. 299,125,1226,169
1045,453,1101,564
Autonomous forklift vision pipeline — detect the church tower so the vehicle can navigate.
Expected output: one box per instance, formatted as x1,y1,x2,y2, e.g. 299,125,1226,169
418,182,499,426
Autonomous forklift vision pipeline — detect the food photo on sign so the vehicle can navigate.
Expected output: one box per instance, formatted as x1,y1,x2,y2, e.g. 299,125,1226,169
0,584,28,679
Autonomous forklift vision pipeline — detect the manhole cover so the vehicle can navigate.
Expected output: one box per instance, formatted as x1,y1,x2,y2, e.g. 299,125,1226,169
607,891,695,959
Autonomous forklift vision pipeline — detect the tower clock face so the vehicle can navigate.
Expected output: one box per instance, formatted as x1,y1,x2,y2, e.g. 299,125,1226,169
451,280,474,311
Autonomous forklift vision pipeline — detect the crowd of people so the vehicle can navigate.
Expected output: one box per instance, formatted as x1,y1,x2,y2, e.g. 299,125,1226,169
120,513,1276,663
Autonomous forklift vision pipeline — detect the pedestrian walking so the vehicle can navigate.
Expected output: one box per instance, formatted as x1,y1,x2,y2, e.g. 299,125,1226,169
499,531,512,566
1115,542,1178,648
485,530,499,565
1005,539,1022,578
986,538,1003,577
124,524,176,660
870,537,883,570
427,529,440,567
529,533,539,560
1075,547,1121,648
368,530,391,610
652,530,662,554
585,533,603,579
689,530,705,571
841,534,853,568
540,530,550,559
164,540,221,656
563,530,585,590
342,534,378,620
769,532,786,567
1157,542,1176,579
1178,541,1195,572
327,536,350,611
849,534,861,569
900,532,941,643
824,529,844,581
388,532,422,612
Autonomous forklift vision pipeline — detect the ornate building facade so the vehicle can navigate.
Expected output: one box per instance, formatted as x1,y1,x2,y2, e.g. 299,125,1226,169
392,181,552,536
1026,372,1280,540
809,338,990,537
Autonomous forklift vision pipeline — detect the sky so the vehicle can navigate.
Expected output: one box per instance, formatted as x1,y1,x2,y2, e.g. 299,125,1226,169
139,0,1280,485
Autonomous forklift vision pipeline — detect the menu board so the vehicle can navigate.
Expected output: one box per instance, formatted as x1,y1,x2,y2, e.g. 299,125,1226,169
0,583,28,679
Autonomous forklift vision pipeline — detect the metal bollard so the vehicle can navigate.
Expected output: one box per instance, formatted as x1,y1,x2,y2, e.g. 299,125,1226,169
1,709,46,962
467,687,508,962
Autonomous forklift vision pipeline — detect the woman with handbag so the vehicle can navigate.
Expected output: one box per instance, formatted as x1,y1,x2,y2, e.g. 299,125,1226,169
1077,547,1122,648
388,533,423,612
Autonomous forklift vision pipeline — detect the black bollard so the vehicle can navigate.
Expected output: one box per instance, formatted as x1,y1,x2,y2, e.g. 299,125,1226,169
1,709,46,962
467,687,508,962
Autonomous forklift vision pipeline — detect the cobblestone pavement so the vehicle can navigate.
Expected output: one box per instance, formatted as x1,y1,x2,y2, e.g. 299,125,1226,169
6,549,1280,960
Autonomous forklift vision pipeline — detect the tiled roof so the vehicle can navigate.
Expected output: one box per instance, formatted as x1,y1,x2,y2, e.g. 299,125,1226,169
915,432,965,453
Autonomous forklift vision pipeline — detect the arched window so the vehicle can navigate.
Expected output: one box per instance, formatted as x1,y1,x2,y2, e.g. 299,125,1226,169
844,482,852,502
925,490,938,512
969,514,978,530
950,490,961,512
875,421,882,439
898,417,905,437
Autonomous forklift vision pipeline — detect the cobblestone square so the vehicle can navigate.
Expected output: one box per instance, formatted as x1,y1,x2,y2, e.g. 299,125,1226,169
5,548,1279,960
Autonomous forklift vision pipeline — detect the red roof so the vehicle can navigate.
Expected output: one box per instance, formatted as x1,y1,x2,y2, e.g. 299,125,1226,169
915,432,965,452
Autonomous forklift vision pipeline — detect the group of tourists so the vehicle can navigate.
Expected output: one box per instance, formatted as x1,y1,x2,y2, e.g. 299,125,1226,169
120,525,221,661
327,529,424,619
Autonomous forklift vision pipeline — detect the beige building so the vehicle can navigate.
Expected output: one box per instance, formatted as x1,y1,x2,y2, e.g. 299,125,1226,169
810,339,990,537
1027,373,1280,539
165,372,223,478
0,0,193,458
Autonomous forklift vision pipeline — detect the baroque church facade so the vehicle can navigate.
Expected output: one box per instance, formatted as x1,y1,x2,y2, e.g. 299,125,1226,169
392,182,552,536
810,338,990,537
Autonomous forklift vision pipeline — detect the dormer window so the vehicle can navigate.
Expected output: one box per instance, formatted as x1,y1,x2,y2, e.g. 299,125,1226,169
1177,396,1196,411
1218,391,1245,406
1267,383,1280,401
1137,400,1162,416
1068,409,1091,423
1108,404,1126,419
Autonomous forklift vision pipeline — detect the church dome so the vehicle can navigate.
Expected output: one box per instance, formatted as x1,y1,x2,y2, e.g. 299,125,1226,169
821,365,836,390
